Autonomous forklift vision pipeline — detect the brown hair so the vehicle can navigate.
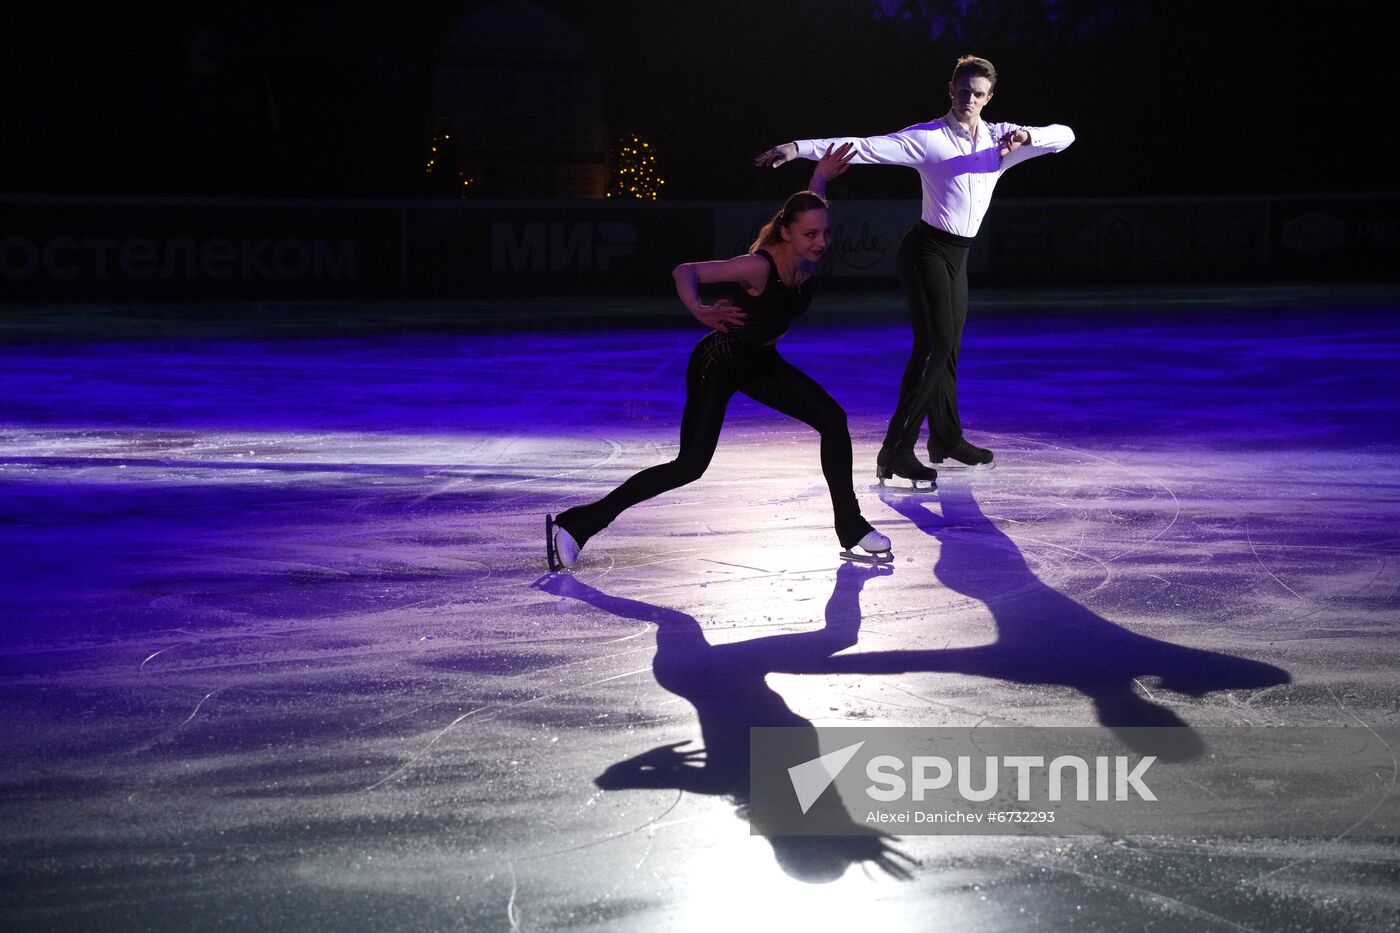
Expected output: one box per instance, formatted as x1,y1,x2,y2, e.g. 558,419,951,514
750,190,829,253
951,55,997,89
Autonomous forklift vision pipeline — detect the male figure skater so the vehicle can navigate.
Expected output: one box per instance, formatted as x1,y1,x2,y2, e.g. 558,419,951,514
756,55,1073,483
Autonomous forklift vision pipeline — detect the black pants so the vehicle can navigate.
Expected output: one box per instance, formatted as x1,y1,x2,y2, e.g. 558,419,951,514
558,332,874,549
881,221,975,458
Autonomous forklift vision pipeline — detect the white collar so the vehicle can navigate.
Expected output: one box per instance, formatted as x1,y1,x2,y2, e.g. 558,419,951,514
943,111,981,140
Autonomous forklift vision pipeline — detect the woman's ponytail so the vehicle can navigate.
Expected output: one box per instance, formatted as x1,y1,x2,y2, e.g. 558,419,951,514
749,190,828,253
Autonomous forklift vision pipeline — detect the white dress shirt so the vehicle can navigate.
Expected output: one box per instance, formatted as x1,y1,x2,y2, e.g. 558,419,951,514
793,114,1075,238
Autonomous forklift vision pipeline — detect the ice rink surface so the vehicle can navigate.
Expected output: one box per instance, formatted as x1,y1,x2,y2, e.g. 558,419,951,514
2,284,1398,931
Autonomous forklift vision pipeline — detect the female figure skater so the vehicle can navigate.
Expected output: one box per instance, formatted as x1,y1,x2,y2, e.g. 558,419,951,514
547,145,892,570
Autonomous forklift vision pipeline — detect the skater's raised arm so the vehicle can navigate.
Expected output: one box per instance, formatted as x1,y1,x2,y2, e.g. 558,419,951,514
672,254,766,333
806,143,854,199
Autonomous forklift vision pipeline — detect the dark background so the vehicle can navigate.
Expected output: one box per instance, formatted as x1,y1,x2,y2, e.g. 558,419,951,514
4,0,1392,204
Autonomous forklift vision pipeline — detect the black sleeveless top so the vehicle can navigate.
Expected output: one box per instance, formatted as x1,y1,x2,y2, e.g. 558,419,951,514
729,249,813,346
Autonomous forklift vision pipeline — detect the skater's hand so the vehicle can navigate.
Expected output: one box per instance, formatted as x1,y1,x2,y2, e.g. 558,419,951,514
812,143,854,184
595,741,707,790
808,143,854,198
767,831,920,882
998,129,1030,156
634,741,705,771
693,298,746,333
867,838,921,880
754,142,797,168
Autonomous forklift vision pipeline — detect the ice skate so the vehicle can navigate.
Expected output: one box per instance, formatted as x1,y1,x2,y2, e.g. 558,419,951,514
875,448,937,490
840,529,894,565
930,439,995,470
545,514,582,572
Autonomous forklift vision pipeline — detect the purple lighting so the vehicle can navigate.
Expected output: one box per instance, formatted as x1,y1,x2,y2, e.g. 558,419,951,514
0,288,1397,925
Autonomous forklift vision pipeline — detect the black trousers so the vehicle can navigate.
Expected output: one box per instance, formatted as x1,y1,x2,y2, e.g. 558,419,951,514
558,332,873,549
881,220,975,458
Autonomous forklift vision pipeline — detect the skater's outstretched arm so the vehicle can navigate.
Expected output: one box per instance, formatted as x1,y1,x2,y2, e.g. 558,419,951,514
756,129,927,170
672,253,767,334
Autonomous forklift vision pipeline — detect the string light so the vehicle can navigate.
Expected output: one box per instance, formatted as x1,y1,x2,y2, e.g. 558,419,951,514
425,127,472,194
607,132,665,200
424,133,447,173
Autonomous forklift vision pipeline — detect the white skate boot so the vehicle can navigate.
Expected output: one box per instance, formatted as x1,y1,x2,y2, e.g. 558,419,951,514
841,529,894,565
546,514,582,571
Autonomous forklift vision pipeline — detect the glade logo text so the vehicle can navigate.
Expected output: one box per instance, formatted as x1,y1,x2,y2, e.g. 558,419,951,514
788,742,1157,814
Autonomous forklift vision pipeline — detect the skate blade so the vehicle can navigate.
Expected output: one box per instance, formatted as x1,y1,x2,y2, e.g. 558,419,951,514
545,514,561,573
932,460,995,471
875,478,937,493
876,475,936,491
840,549,895,565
